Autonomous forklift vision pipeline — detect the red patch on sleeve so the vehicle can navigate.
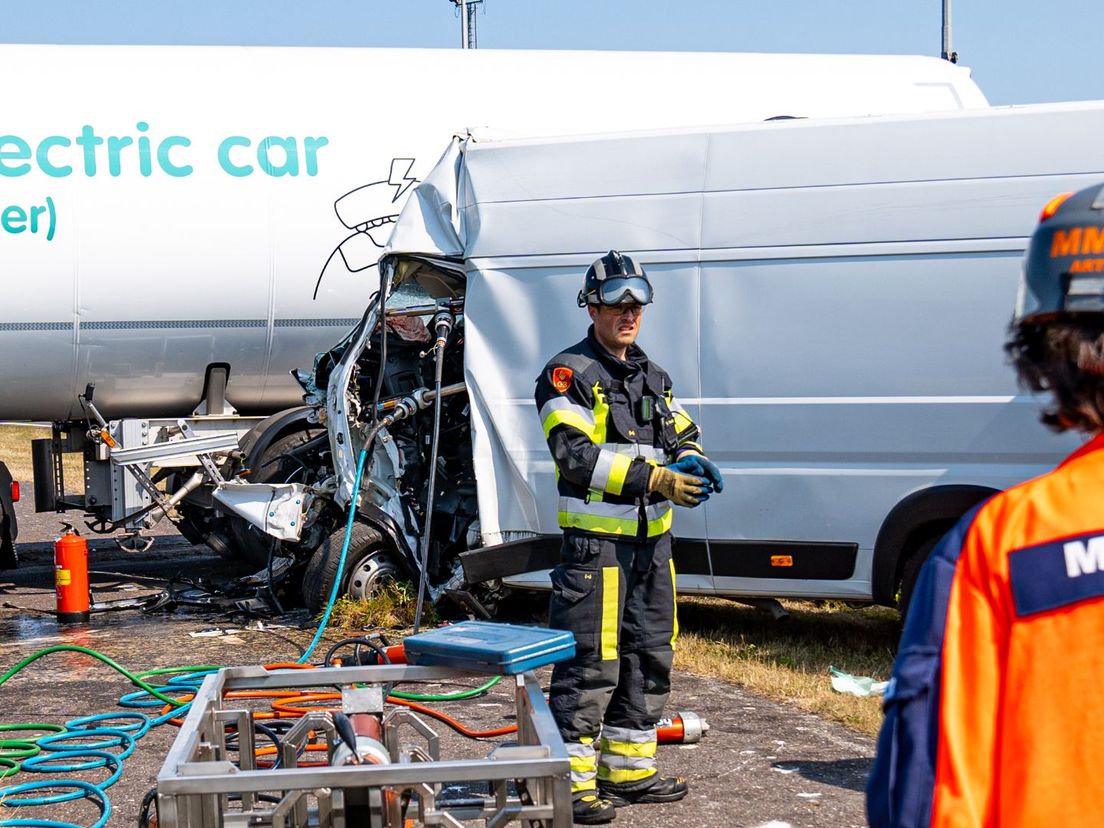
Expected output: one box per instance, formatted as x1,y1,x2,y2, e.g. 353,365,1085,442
551,366,573,393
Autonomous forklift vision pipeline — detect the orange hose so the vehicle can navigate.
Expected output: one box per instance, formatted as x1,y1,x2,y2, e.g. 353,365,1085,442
154,659,519,740
270,692,341,716
253,746,326,759
387,697,517,739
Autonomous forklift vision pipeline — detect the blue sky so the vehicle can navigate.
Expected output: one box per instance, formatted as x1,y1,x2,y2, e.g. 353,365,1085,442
1,1,1100,106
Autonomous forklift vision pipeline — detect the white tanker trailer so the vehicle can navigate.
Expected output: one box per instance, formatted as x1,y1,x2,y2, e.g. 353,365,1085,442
0,43,987,570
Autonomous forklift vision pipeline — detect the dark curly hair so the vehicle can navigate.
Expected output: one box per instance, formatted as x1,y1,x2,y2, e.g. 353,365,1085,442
1006,318,1104,433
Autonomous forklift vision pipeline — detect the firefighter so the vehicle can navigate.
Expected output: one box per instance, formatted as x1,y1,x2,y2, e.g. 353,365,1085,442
535,250,724,824
867,183,1104,826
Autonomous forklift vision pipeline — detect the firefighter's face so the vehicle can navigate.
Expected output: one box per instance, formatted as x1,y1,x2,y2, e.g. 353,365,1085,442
589,302,643,352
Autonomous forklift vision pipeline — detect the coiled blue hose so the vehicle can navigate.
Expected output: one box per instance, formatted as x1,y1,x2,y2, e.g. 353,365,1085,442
0,779,110,827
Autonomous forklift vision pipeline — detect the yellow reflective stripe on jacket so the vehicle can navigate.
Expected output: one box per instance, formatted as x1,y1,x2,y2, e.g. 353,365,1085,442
601,566,620,661
648,506,673,536
589,449,633,496
608,453,632,495
591,381,609,443
540,397,596,440
557,509,671,537
557,497,672,537
666,389,699,439
559,511,639,536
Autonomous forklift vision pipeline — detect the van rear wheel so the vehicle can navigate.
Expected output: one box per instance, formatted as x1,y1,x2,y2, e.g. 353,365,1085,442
301,522,398,612
897,526,950,620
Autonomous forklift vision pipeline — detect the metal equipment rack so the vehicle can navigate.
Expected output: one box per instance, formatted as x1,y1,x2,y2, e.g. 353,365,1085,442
156,664,571,827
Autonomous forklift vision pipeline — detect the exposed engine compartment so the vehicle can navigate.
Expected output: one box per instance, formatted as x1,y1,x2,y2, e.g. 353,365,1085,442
227,260,485,612
349,309,478,585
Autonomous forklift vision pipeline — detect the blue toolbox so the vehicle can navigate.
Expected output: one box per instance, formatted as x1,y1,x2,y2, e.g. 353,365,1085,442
404,621,576,675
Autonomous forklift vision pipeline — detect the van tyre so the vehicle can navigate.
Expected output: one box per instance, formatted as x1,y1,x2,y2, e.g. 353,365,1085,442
301,522,397,612
897,526,950,621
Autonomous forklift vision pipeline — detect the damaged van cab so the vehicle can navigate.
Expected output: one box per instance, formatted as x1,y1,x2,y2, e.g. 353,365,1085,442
217,102,1104,614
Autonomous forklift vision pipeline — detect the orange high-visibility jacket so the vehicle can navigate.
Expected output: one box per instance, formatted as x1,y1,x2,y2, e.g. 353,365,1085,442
868,433,1104,827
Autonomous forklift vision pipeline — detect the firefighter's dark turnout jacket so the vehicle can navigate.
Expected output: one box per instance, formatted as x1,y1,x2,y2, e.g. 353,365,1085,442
535,327,701,795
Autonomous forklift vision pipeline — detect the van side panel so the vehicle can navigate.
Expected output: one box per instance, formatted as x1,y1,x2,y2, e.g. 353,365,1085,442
698,250,1078,599
451,103,1104,601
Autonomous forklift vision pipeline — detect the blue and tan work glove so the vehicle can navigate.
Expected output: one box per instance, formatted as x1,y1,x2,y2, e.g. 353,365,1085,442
647,464,707,508
670,453,724,494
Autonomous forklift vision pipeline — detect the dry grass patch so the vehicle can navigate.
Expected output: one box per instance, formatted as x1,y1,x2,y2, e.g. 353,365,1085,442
0,423,83,491
674,597,900,737
328,581,438,631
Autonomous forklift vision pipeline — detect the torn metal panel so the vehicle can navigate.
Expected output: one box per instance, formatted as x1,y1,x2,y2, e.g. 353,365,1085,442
212,482,313,542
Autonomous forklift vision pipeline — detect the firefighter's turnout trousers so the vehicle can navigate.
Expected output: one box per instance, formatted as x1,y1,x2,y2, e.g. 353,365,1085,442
536,327,701,795
549,531,678,794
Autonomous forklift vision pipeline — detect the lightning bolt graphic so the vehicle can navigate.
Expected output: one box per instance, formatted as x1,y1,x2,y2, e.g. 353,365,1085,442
388,158,418,203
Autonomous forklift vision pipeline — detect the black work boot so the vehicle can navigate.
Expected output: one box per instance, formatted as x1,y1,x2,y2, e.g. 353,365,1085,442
599,775,689,807
572,791,617,824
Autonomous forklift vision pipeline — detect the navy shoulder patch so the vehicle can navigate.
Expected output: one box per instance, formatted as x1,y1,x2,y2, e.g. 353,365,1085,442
1009,530,1104,617
553,352,594,375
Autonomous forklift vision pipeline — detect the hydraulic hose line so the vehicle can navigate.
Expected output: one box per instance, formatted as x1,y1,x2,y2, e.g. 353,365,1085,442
0,647,190,708
296,445,369,665
414,309,454,634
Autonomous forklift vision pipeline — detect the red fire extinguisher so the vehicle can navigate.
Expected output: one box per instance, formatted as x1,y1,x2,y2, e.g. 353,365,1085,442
55,523,90,623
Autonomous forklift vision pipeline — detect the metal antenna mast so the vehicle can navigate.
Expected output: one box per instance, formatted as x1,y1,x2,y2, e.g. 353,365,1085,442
942,0,958,63
450,0,484,49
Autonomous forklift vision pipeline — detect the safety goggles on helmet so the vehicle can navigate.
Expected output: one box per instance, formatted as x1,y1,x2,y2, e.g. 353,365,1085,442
578,250,655,307
596,276,654,306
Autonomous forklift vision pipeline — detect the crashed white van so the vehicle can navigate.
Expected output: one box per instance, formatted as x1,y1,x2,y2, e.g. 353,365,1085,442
222,100,1104,614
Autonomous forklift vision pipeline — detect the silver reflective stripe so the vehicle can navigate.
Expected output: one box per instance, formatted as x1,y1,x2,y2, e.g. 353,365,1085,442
645,502,671,522
539,396,594,425
589,448,619,492
558,496,638,521
598,442,666,463
566,740,598,789
598,753,656,771
601,726,656,745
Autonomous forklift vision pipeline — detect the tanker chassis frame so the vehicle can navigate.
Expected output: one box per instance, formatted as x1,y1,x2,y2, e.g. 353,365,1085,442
30,372,265,551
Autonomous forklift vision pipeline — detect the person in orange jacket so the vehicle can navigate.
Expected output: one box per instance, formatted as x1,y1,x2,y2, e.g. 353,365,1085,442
867,183,1104,826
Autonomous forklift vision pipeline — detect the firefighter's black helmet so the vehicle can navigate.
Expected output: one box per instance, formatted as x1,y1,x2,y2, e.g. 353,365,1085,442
1017,183,1104,323
578,250,654,308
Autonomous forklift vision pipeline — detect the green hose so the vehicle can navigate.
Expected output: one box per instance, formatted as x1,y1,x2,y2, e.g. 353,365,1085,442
0,647,189,707
134,665,221,682
389,676,502,701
